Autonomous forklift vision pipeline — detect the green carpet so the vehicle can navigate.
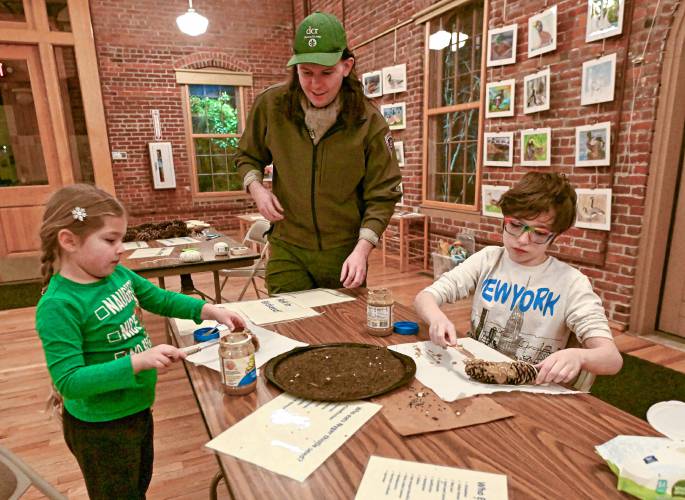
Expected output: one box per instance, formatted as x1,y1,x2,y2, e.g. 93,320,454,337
591,353,685,420
0,281,42,310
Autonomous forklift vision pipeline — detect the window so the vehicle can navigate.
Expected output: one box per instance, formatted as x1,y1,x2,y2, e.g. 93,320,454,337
422,1,485,210
177,68,252,196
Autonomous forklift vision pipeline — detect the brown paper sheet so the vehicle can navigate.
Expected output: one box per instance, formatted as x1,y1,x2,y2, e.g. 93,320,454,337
373,379,513,436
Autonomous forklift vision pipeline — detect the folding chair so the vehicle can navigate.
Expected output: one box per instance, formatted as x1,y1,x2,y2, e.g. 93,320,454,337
0,445,67,500
219,219,270,301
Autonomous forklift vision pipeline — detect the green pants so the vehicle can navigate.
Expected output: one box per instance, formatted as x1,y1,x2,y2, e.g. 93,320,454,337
266,238,358,294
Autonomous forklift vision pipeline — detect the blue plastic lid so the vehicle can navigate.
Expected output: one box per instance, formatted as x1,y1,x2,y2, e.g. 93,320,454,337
194,327,220,343
393,321,419,335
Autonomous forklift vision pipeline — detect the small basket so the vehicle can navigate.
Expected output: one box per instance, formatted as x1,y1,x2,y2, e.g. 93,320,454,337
431,252,458,280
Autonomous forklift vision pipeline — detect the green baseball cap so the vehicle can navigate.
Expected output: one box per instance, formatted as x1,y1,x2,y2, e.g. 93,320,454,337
287,12,347,67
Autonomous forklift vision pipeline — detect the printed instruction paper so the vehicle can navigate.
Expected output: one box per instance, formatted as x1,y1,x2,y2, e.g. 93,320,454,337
205,394,381,482
355,456,508,500
156,236,201,246
276,288,356,308
122,241,149,250
223,296,320,325
127,247,174,259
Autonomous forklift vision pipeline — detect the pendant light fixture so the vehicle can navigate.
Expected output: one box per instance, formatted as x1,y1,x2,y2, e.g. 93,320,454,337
176,0,209,36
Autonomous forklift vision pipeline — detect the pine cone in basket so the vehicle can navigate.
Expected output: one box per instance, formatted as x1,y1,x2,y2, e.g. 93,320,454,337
464,359,537,385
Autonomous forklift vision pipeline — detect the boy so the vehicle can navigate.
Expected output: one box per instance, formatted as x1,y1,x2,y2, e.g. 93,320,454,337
415,173,622,385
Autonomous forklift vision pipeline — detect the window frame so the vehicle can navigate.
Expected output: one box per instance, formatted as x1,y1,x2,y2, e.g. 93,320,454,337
178,68,251,199
420,0,488,214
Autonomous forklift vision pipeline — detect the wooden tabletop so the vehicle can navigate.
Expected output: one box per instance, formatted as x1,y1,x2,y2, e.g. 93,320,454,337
170,289,653,499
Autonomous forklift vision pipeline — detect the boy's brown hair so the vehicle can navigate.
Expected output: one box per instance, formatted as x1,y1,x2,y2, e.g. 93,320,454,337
497,172,577,233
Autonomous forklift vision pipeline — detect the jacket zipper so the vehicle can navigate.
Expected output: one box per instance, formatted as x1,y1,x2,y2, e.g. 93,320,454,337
310,141,322,250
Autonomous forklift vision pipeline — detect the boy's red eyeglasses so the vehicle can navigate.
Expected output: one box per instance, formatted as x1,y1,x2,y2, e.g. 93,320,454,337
503,217,556,244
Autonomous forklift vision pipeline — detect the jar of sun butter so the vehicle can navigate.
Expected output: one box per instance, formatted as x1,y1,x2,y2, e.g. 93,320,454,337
367,288,394,336
219,330,257,395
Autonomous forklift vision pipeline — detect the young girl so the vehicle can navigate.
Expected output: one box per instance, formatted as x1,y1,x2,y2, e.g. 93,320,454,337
35,184,244,499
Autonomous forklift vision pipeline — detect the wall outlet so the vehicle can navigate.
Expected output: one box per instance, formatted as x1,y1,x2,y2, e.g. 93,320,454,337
111,151,128,160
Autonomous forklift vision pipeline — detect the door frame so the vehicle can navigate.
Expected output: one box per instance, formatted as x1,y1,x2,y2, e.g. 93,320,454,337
630,5,685,335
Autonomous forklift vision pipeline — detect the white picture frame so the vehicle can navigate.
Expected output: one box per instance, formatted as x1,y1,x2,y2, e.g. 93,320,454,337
149,142,176,189
576,122,611,166
520,128,552,166
523,68,551,114
528,5,557,58
487,24,518,67
483,132,514,167
486,79,516,118
581,53,617,105
575,188,612,230
586,0,625,42
380,102,407,130
394,140,405,167
381,64,407,95
481,185,509,219
361,70,382,98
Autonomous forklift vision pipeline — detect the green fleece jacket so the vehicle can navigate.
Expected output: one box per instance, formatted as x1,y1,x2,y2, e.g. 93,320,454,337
35,265,204,422
236,84,402,250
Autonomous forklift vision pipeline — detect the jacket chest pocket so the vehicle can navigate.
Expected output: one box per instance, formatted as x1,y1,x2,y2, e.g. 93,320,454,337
318,142,365,199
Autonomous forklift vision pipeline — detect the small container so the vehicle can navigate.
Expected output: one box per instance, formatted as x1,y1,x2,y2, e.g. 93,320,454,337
367,288,394,336
213,241,229,256
393,321,419,335
219,330,257,395
193,326,220,343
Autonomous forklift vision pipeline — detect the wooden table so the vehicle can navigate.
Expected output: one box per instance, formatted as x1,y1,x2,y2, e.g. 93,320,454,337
170,290,654,499
381,212,429,272
121,235,258,304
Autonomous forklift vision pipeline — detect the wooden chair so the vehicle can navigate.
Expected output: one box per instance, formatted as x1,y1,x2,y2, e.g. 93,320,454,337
0,445,67,500
219,219,270,301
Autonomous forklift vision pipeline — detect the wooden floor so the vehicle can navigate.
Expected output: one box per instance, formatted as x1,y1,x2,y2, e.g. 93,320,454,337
2,251,684,499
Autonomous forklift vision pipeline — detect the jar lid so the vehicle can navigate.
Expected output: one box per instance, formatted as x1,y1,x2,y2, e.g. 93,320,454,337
194,327,220,343
393,321,419,335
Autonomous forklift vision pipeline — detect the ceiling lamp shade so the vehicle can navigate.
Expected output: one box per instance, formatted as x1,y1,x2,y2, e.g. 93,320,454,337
176,0,208,36
428,29,451,50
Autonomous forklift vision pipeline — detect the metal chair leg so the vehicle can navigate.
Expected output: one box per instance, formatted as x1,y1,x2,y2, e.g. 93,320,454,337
209,469,223,500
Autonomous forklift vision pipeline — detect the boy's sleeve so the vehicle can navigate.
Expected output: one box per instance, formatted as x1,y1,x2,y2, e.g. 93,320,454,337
565,274,613,343
36,299,139,399
126,268,204,322
422,249,487,305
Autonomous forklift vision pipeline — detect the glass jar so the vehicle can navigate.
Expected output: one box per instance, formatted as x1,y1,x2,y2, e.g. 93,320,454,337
219,330,257,395
367,288,394,336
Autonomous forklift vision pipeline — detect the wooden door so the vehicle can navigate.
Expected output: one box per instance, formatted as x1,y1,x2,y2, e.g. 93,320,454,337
658,133,685,337
0,44,62,260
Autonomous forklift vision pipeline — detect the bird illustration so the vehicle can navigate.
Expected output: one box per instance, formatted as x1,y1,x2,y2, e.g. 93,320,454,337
386,73,404,89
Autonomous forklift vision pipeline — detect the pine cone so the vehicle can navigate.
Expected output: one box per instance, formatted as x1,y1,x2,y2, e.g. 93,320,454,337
464,359,537,385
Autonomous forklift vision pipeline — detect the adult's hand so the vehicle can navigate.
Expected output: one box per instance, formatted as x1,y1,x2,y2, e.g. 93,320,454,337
249,182,284,221
340,239,373,288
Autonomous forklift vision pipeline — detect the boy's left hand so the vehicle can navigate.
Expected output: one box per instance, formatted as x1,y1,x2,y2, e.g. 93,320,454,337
534,348,583,385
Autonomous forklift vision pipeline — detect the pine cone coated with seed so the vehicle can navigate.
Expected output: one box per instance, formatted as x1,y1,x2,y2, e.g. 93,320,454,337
464,359,537,385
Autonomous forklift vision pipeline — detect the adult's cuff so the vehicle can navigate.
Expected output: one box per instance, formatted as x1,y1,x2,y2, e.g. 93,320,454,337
243,170,264,192
358,227,380,247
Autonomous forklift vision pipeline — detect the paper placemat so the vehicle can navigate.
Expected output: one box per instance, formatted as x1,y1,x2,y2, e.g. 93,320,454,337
223,297,320,325
122,241,149,250
206,394,381,482
127,247,174,259
156,236,201,246
390,338,577,402
373,379,513,436
276,288,356,308
355,456,508,500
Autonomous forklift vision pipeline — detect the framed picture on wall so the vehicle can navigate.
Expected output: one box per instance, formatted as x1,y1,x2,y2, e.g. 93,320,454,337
487,24,518,66
380,102,407,130
575,188,612,230
581,53,616,105
382,64,407,94
486,79,515,118
148,142,176,189
586,0,625,42
528,5,557,58
362,70,382,98
576,122,611,166
523,68,551,114
481,185,509,218
394,140,405,166
520,128,551,166
483,132,514,166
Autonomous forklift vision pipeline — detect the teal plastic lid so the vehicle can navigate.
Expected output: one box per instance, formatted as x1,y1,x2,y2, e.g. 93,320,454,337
194,327,220,343
393,321,419,335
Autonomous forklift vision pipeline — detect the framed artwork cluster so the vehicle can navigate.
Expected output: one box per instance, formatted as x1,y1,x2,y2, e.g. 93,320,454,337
362,64,407,98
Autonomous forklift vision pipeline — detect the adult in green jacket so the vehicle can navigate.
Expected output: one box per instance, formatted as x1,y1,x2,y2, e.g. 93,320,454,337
236,12,402,294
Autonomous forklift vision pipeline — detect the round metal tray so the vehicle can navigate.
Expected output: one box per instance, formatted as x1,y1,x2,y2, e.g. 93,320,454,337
264,343,416,401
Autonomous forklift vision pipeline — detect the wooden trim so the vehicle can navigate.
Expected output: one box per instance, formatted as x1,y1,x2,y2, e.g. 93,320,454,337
29,0,49,32
631,5,685,336
68,0,114,193
0,29,74,44
414,0,472,25
181,86,200,195
421,23,430,205
475,0,488,212
426,101,479,115
175,68,253,86
420,205,482,222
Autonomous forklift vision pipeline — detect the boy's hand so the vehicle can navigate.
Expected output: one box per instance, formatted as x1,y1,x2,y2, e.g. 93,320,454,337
131,344,186,374
428,315,458,347
534,348,583,385
202,304,246,331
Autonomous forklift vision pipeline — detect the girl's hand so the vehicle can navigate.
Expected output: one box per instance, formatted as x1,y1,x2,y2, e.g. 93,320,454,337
131,344,186,374
201,304,246,331
534,348,583,385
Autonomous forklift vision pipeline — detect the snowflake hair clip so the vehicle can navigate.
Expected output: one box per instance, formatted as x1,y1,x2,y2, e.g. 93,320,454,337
71,207,87,222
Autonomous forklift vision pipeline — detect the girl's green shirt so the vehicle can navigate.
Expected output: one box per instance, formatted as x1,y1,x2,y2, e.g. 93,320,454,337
36,265,204,422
